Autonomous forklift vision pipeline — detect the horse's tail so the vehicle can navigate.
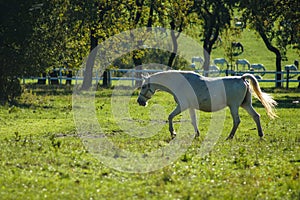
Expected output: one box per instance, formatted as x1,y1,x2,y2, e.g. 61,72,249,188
242,74,278,119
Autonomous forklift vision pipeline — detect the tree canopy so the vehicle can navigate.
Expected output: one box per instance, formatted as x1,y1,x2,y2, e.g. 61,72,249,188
239,0,299,87
1,0,299,102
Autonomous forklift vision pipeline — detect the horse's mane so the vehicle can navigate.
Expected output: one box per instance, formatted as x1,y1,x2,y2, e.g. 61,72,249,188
152,70,200,76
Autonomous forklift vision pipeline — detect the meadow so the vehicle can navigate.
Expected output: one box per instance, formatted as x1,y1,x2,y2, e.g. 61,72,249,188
0,84,299,199
1,27,299,199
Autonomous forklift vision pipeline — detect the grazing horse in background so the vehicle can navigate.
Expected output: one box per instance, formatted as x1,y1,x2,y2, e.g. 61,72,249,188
284,64,298,71
251,64,266,71
213,58,229,69
209,65,220,71
191,57,204,69
251,64,266,76
192,56,204,64
137,71,277,140
236,59,251,71
285,64,298,78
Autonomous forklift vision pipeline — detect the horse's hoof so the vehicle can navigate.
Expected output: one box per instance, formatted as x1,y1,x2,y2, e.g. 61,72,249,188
259,137,266,142
171,132,176,139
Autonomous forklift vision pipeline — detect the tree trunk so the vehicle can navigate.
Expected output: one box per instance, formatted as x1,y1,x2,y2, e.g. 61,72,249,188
203,39,211,77
257,25,282,88
203,28,219,77
133,52,143,87
202,11,219,77
81,28,98,90
168,21,178,68
147,1,154,28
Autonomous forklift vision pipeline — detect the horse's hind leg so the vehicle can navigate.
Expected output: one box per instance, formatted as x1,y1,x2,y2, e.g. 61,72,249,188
242,104,263,137
226,106,241,140
241,91,263,137
189,108,200,137
168,105,182,139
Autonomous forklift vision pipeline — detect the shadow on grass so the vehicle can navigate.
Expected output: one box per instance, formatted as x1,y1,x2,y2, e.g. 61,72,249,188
17,84,300,110
252,92,300,109
23,84,73,96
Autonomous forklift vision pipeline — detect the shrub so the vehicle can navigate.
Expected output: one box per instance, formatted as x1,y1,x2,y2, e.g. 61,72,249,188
0,76,22,104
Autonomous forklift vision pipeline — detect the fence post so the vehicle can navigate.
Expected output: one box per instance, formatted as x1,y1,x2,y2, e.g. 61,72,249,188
102,70,111,87
132,69,135,87
59,68,62,85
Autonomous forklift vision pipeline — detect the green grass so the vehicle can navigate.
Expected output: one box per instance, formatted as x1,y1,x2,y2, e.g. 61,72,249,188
1,27,299,199
0,85,299,199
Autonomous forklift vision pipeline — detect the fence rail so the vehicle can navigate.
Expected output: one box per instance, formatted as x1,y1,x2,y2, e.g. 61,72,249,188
21,69,300,88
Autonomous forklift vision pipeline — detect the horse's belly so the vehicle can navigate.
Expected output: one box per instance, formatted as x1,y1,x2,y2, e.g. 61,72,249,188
195,84,227,112
197,99,227,112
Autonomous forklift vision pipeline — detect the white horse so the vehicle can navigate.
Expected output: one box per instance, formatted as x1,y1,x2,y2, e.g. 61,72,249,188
284,64,298,71
251,64,266,71
208,65,220,76
191,57,204,69
137,71,277,140
192,57,204,64
236,59,251,71
285,64,298,78
213,58,229,68
251,64,266,76
209,65,220,71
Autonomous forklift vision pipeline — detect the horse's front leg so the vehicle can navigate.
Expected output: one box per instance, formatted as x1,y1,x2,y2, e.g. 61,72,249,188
189,108,200,137
168,105,182,139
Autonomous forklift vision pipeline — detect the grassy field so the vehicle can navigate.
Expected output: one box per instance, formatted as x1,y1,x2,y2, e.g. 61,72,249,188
0,85,299,199
1,27,299,199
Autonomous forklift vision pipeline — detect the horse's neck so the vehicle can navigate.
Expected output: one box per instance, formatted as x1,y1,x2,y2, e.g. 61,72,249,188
150,72,175,94
150,71,201,94
152,83,172,93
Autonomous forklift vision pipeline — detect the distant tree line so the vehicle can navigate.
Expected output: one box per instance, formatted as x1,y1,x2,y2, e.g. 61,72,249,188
0,0,299,103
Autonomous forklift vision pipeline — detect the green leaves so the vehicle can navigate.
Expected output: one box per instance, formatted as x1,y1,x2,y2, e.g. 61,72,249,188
1,0,299,101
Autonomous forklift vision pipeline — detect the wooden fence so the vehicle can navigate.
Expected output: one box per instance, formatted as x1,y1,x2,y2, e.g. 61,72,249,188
21,69,300,89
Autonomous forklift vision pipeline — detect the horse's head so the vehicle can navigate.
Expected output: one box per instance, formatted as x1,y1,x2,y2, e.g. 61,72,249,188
137,76,155,106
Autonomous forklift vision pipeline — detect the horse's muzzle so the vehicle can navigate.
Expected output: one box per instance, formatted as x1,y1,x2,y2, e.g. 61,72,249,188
137,97,146,106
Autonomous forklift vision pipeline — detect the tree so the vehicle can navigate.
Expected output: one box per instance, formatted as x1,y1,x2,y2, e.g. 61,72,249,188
31,1,90,71
194,0,236,75
276,0,299,55
79,0,153,89
78,0,120,89
31,0,118,90
238,0,299,87
0,0,39,103
165,0,194,68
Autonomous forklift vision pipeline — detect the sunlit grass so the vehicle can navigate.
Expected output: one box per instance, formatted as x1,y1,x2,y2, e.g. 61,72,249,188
0,85,299,199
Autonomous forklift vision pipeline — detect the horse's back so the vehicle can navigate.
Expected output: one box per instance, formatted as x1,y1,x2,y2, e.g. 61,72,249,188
189,75,248,111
